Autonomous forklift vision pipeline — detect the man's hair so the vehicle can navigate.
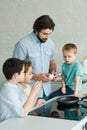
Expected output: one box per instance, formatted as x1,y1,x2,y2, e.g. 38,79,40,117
3,58,24,80
62,43,77,54
24,61,32,73
33,15,55,32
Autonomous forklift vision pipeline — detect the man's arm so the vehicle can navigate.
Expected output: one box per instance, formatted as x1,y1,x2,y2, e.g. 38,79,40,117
32,60,58,82
49,60,57,73
49,60,58,81
13,42,26,60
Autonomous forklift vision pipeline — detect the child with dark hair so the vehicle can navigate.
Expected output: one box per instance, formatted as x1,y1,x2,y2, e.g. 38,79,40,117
0,58,42,122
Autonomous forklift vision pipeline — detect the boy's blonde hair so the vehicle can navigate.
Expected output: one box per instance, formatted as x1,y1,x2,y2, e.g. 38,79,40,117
62,43,77,54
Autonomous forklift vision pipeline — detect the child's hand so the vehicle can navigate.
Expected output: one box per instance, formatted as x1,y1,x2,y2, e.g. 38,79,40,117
35,99,46,106
33,80,42,88
61,87,66,94
32,81,42,95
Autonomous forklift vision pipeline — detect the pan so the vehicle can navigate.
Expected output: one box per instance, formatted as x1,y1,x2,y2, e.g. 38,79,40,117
57,103,79,111
57,95,87,107
57,96,79,106
81,97,87,108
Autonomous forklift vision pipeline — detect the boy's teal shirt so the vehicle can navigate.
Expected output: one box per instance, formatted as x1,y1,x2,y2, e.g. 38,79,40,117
62,61,84,91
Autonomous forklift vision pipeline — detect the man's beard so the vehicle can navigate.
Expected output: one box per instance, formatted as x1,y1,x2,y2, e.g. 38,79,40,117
36,34,47,43
37,36,47,43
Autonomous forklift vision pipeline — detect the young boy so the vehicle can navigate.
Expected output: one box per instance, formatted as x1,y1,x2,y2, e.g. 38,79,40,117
0,58,42,122
20,61,45,106
49,43,84,99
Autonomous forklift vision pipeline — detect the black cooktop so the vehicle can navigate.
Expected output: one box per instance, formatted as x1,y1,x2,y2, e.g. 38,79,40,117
31,97,87,121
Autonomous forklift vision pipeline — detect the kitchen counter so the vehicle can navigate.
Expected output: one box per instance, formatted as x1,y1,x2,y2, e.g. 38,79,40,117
55,74,87,83
51,74,87,93
0,76,87,130
0,115,78,130
0,96,87,130
71,116,87,130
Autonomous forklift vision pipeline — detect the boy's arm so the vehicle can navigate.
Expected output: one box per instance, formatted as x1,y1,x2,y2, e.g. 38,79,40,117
23,81,42,118
74,76,80,96
61,75,66,94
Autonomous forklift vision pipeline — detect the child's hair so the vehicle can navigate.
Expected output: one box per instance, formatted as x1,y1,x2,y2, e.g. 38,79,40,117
24,61,32,73
62,43,77,54
3,58,24,80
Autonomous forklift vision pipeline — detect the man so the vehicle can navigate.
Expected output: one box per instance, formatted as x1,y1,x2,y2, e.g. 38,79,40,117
13,15,58,99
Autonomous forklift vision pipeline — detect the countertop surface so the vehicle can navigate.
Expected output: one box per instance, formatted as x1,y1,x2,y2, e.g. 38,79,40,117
0,115,78,130
0,96,84,130
52,74,87,83
0,76,87,130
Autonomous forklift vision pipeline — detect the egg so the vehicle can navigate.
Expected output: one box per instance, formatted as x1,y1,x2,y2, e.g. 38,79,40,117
49,74,54,80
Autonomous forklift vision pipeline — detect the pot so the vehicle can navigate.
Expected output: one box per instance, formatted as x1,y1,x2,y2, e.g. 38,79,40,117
57,95,87,107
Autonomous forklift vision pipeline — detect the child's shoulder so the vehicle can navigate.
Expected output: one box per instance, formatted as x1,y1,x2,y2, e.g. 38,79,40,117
74,61,82,67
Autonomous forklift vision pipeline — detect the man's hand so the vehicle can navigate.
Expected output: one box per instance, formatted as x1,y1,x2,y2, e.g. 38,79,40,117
49,72,58,81
33,72,58,82
35,73,50,82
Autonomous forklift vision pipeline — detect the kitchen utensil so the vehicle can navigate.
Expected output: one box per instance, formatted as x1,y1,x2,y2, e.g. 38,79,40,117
57,96,79,106
57,95,87,107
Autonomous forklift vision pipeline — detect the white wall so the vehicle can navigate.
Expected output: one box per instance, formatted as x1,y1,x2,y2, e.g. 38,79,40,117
0,0,87,86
